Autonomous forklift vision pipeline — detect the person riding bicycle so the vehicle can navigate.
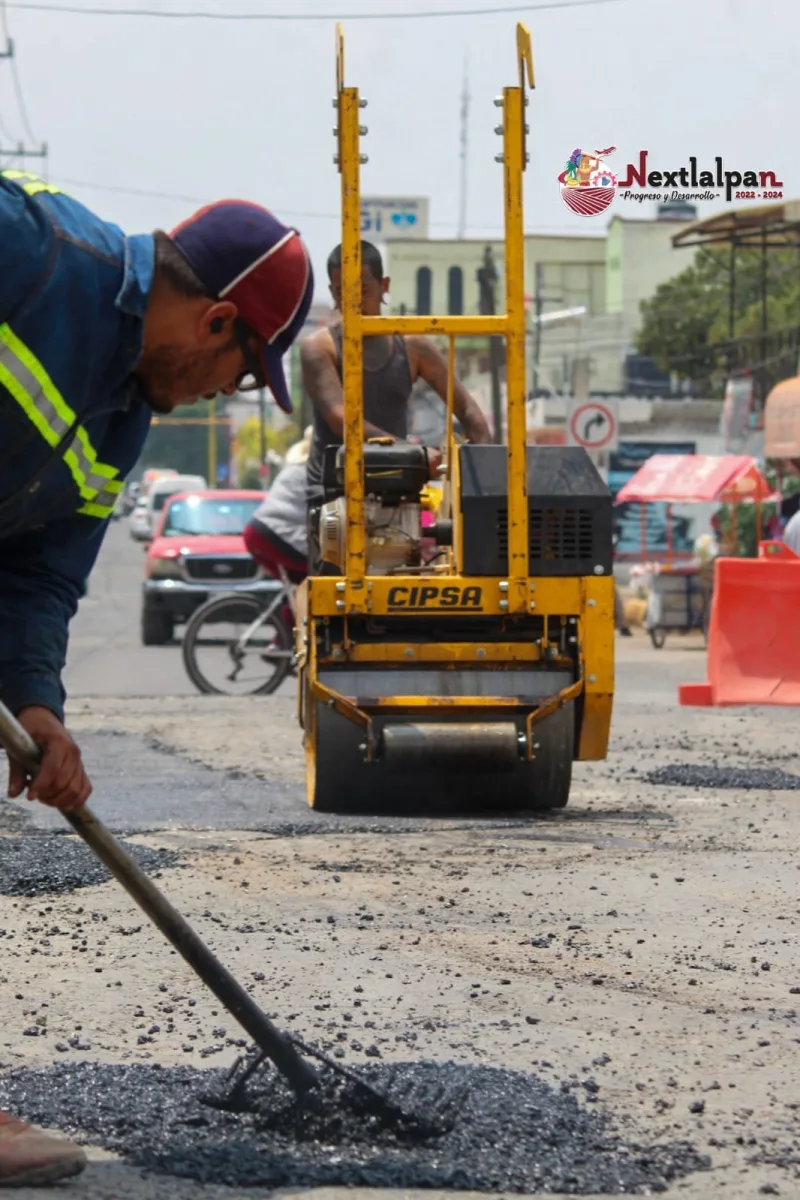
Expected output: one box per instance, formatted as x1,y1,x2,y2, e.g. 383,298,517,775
243,430,310,614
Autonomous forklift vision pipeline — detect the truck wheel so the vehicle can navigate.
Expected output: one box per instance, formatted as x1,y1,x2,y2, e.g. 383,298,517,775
141,608,174,646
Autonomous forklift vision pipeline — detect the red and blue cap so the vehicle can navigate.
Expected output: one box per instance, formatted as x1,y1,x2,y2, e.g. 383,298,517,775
170,200,314,413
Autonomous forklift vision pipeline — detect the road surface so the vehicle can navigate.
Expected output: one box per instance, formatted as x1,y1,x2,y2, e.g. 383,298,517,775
0,521,797,1199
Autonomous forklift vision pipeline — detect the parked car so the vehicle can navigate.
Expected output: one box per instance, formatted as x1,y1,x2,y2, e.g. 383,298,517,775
121,481,140,517
129,496,151,541
131,474,208,542
141,489,280,645
140,467,178,497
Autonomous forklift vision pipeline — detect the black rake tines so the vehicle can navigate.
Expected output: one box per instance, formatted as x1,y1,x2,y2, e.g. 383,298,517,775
205,1040,463,1140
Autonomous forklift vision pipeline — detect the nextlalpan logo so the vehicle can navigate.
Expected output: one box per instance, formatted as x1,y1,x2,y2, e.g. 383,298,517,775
559,147,784,217
559,147,618,216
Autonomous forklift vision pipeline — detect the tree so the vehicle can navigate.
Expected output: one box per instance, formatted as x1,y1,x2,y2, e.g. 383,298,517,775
717,468,800,557
138,398,230,481
637,246,800,395
232,416,300,484
637,257,724,394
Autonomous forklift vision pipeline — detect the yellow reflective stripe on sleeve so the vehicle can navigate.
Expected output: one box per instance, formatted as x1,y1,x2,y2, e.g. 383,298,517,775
25,182,63,197
0,323,122,517
78,479,123,518
1,169,64,197
0,324,74,434
62,446,101,502
0,360,62,448
66,428,123,501
77,498,118,519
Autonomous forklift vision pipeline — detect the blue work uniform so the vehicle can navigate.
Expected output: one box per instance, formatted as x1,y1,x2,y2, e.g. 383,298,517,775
0,169,155,720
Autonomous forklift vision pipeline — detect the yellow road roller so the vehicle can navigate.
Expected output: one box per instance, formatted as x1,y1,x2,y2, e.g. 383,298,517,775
295,23,615,812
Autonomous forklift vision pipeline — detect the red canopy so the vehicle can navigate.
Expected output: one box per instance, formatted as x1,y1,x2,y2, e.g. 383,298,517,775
615,454,778,505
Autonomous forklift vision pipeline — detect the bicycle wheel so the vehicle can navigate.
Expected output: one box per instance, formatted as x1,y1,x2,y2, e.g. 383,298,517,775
181,593,293,696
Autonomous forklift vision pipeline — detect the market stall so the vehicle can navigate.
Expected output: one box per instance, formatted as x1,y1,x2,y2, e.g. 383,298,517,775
615,454,778,649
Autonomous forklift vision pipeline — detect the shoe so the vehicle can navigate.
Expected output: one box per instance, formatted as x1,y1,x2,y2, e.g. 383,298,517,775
0,1110,87,1187
618,627,633,637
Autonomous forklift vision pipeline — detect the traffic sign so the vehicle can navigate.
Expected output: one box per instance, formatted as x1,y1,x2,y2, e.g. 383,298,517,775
566,399,619,453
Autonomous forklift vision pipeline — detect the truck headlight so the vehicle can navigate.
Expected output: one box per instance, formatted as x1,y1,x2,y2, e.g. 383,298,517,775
149,557,182,580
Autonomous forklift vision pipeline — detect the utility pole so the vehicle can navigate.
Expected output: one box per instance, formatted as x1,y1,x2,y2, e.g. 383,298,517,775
457,57,469,240
530,263,566,396
0,141,48,174
477,245,503,441
0,32,48,177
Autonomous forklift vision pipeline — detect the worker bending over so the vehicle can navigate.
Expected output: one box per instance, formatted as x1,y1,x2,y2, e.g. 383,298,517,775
0,169,312,1187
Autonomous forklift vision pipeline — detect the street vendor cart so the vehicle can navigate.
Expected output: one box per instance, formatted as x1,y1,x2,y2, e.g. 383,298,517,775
638,561,713,649
615,454,777,650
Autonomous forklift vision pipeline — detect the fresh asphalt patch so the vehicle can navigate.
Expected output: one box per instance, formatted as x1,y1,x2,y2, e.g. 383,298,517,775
0,1059,710,1194
646,763,800,792
0,830,182,897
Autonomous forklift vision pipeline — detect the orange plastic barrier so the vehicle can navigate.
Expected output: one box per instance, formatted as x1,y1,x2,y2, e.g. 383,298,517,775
679,543,800,707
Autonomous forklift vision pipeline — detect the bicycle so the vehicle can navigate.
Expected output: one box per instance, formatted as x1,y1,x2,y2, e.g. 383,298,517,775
181,565,298,696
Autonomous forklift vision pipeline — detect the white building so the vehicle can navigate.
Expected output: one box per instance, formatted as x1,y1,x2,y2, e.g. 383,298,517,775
380,206,697,397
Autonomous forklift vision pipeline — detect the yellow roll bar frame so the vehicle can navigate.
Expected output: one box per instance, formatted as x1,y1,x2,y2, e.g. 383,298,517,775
334,23,534,614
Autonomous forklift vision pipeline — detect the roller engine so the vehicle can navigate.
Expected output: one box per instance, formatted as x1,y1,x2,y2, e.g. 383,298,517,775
317,443,447,576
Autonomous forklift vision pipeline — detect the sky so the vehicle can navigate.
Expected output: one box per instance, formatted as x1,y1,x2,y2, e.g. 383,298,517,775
0,0,794,302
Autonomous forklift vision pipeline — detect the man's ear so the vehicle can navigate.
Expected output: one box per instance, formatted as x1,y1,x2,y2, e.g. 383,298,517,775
382,275,391,301
199,300,238,344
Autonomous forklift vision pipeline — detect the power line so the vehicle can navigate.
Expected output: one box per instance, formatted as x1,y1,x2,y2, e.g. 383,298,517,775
4,0,624,21
57,176,343,218
0,0,39,143
56,175,601,238
58,176,213,206
0,0,22,142
8,53,37,144
0,84,18,144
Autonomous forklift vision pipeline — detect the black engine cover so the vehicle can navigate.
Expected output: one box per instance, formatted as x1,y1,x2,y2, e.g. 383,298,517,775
322,442,430,503
459,444,612,578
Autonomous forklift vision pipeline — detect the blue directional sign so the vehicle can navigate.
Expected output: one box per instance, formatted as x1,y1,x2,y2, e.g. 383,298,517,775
360,196,429,240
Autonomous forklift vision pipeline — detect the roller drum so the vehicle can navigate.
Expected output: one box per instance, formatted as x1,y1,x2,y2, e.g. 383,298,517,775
382,722,519,772
306,699,573,813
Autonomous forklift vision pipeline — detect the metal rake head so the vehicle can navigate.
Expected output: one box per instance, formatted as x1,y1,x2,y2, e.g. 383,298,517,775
205,1039,463,1140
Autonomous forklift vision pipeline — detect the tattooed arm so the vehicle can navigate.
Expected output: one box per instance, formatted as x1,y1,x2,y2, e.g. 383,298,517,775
406,336,493,444
299,329,391,441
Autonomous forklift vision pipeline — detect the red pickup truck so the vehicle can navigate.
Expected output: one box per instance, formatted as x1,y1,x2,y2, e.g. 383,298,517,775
141,489,281,645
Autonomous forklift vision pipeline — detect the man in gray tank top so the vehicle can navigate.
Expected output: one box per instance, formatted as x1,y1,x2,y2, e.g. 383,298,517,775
301,240,492,571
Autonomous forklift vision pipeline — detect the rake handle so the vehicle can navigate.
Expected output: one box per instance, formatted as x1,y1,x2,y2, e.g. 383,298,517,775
0,699,318,1095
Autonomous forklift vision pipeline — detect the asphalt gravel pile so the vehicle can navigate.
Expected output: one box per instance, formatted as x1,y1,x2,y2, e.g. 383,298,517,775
0,833,181,897
0,1060,709,1193
646,763,800,791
